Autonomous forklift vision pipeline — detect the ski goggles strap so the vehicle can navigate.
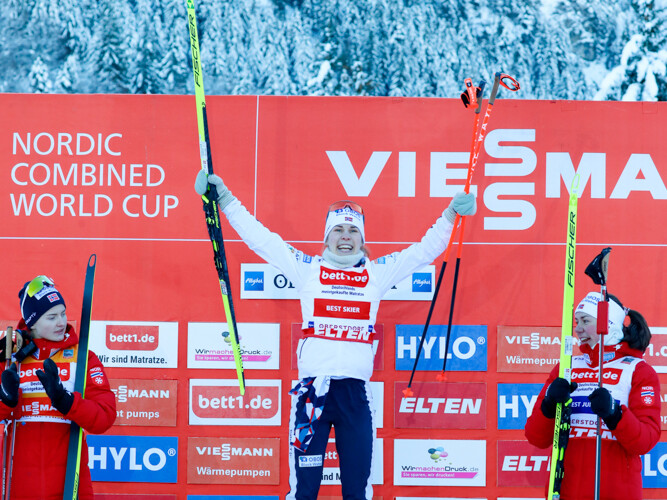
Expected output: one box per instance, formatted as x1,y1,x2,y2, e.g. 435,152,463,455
327,200,364,218
25,275,56,297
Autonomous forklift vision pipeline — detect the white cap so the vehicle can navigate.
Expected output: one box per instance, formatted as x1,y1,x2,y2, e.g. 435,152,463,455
324,205,365,243
575,291,626,345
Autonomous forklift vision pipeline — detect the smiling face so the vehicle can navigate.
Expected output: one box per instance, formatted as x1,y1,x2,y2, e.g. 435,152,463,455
326,223,363,255
575,311,599,348
31,304,67,341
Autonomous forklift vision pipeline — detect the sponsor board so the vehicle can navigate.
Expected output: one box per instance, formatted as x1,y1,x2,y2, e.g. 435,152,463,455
319,437,383,485
497,383,542,430
643,327,667,373
393,439,485,486
396,498,486,500
88,434,177,483
240,263,435,301
394,382,486,429
90,321,178,368
395,325,487,372
189,379,281,426
110,378,177,426
643,441,667,487
187,437,280,485
187,322,280,369
497,440,550,487
497,326,563,373
291,323,384,370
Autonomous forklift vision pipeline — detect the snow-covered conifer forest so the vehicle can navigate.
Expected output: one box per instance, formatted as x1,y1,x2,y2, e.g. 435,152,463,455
1,0,665,100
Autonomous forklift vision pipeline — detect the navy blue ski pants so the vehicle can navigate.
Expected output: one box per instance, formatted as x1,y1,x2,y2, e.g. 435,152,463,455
287,377,375,500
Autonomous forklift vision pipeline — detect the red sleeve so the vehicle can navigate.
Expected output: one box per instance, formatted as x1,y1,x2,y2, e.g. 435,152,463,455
65,350,117,434
611,360,661,455
524,363,560,449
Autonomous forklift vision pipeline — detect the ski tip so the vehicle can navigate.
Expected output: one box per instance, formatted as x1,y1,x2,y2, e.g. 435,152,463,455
88,254,97,267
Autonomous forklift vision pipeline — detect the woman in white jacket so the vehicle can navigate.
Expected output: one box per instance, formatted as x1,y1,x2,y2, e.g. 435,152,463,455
195,171,476,500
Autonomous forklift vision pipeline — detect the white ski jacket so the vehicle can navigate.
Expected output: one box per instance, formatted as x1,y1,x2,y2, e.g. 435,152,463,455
223,198,455,381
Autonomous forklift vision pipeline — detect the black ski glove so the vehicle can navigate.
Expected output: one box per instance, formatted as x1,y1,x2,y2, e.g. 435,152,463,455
588,387,622,430
36,358,74,415
0,363,20,408
541,377,578,419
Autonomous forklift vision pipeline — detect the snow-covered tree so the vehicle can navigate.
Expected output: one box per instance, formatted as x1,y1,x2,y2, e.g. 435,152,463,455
28,56,53,93
595,0,667,100
0,0,664,100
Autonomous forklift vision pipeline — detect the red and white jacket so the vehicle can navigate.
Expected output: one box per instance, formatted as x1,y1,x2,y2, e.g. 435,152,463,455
525,341,661,500
224,199,454,381
0,322,116,500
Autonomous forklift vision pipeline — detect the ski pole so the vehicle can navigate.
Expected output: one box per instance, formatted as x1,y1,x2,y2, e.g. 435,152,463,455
402,76,486,397
585,247,612,500
1,327,11,500
185,0,245,395
436,72,520,381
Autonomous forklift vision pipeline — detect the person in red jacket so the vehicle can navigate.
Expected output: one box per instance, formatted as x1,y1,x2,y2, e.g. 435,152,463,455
0,275,116,500
525,291,661,500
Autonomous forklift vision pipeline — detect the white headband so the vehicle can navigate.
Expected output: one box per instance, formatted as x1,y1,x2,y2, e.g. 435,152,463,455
575,291,626,345
324,206,365,243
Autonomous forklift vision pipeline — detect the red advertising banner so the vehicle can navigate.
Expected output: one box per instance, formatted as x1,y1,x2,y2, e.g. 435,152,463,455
1,95,665,500
394,382,486,429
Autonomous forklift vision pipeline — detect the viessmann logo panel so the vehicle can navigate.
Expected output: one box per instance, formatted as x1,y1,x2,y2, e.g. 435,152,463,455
110,378,177,426
187,437,280,485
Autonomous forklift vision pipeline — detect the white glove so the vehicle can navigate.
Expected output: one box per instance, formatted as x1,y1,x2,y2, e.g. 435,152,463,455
444,192,476,223
194,170,236,210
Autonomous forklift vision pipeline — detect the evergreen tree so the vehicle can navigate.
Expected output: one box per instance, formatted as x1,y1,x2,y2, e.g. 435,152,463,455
160,0,191,94
0,0,664,100
129,0,166,94
595,0,667,100
91,0,133,93
28,56,53,93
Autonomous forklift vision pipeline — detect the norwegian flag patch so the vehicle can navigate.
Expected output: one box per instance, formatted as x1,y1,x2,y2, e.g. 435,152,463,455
47,292,60,303
641,386,655,405
345,216,353,222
